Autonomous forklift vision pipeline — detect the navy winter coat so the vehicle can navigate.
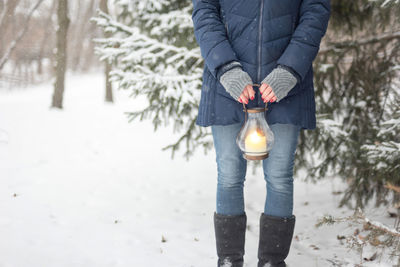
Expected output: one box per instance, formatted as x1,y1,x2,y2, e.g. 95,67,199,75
192,0,330,129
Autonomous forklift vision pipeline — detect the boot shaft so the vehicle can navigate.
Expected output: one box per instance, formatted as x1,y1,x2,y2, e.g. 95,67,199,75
257,213,296,267
214,212,247,267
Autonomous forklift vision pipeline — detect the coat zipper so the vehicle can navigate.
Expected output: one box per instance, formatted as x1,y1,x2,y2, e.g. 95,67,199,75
257,0,264,105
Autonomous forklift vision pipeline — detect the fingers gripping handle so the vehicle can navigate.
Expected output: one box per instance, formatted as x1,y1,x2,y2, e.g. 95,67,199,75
242,84,268,113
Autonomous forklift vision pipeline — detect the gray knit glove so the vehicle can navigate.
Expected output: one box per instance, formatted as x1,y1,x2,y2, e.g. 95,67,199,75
261,66,298,102
220,67,253,101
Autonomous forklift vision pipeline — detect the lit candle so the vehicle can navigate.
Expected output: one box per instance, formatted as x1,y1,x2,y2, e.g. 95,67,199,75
244,128,267,156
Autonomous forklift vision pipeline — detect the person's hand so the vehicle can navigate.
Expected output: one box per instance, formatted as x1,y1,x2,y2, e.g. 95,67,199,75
219,64,253,103
238,85,256,104
260,66,298,103
259,83,277,103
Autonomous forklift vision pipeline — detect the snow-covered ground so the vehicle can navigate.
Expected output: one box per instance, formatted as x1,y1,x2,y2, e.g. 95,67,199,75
0,73,397,267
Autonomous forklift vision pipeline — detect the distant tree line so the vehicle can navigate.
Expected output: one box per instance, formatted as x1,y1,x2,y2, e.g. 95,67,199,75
0,0,110,99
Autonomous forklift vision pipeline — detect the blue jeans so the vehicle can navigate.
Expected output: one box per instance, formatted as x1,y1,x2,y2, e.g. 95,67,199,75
211,123,301,218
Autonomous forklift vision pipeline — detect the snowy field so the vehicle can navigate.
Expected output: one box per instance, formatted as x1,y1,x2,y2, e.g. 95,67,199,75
0,73,397,267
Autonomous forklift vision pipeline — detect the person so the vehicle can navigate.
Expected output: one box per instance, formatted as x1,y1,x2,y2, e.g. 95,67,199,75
191,0,330,266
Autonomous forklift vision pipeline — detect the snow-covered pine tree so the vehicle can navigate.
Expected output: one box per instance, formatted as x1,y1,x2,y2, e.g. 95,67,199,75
94,0,400,208
93,0,212,159
297,0,400,208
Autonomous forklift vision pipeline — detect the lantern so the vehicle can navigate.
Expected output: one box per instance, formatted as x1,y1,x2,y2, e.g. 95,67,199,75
236,86,274,160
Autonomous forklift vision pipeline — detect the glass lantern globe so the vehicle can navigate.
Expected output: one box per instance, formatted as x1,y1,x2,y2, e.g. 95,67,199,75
236,106,274,161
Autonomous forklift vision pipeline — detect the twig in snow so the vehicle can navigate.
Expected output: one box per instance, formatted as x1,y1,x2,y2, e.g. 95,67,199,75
316,208,400,265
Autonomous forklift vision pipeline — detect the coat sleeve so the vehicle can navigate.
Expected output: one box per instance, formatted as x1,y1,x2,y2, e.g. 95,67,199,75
277,0,331,81
192,0,239,78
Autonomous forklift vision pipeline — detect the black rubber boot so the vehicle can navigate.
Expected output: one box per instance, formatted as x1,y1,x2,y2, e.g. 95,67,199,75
214,212,247,267
257,213,296,267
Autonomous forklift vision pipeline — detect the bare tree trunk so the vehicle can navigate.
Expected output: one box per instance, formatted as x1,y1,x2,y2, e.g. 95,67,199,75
81,18,97,71
0,0,45,71
37,0,56,75
99,0,113,102
0,0,21,35
0,0,20,58
71,0,95,70
104,59,113,102
52,0,70,109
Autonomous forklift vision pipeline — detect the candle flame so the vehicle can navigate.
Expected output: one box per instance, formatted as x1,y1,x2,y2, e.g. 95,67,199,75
249,130,262,143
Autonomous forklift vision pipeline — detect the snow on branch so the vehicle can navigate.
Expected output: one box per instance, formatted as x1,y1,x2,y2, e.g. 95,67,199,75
116,0,169,13
361,102,400,169
378,0,400,7
93,11,201,66
361,212,400,238
316,207,400,257
379,116,400,136
317,208,400,237
92,11,134,36
143,5,194,35
318,118,349,138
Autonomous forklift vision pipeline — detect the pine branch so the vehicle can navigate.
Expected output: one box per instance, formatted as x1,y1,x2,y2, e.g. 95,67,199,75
362,215,400,238
92,11,134,35
380,0,400,7
115,0,169,12
317,208,400,238
161,117,212,160
143,5,193,35
93,6,201,67
94,11,201,62
320,31,400,54
385,183,400,194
